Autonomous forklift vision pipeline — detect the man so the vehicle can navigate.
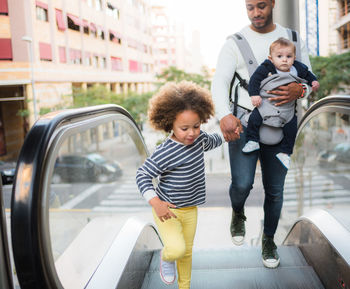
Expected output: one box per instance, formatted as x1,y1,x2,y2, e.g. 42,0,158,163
211,0,312,268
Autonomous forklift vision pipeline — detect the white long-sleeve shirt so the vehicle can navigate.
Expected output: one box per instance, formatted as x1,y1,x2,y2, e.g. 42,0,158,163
211,24,312,121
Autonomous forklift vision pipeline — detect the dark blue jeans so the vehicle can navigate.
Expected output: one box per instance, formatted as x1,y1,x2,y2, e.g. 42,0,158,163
228,126,288,237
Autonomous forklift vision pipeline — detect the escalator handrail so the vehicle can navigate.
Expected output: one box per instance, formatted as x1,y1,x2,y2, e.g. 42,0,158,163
298,95,350,130
85,217,161,289
0,180,14,289
284,208,350,265
11,104,144,289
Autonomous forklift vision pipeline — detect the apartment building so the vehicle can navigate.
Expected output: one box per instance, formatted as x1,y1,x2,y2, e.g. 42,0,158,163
151,4,188,75
334,0,350,52
0,0,155,161
300,0,350,56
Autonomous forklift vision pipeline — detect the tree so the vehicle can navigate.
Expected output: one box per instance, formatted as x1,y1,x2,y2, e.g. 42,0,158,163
156,66,211,89
309,51,350,102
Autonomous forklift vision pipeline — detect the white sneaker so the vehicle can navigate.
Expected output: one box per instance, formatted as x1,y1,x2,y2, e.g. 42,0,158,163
159,251,176,285
242,141,260,153
276,153,290,169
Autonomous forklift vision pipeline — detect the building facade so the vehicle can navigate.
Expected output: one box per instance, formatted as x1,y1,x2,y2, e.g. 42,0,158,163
0,0,156,161
300,0,350,56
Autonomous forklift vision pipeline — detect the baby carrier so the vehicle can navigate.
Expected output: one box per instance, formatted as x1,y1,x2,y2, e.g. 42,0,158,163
228,29,301,145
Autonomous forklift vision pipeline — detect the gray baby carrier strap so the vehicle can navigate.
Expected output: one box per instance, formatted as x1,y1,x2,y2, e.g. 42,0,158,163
228,28,301,145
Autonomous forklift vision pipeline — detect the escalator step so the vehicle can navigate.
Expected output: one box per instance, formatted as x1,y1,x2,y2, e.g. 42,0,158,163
142,266,324,289
142,246,324,289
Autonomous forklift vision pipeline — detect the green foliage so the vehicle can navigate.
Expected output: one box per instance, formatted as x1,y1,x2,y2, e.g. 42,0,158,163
156,66,211,89
310,51,350,102
39,107,52,115
16,109,29,117
72,86,152,126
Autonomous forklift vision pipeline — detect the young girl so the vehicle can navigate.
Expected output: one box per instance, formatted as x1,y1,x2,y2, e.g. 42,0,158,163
136,81,235,289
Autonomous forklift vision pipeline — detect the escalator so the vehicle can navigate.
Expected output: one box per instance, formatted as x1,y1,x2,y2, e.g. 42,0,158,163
6,97,350,288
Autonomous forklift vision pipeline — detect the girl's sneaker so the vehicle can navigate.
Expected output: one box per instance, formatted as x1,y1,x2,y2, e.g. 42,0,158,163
242,141,260,153
159,252,176,285
276,153,290,169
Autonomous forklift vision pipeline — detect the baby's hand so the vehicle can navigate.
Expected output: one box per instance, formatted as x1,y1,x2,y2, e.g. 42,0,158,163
312,80,320,92
251,95,262,107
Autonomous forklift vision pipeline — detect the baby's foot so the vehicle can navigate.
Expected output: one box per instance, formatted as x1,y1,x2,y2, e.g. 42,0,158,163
242,141,260,153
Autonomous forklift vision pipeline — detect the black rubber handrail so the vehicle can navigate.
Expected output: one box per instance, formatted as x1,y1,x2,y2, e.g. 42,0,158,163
11,104,142,289
0,180,13,289
298,95,350,129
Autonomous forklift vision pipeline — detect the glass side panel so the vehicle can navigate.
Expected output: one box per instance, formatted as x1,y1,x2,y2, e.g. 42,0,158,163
277,110,350,239
47,116,151,289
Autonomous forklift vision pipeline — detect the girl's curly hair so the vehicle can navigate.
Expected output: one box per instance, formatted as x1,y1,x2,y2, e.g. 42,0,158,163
148,81,214,132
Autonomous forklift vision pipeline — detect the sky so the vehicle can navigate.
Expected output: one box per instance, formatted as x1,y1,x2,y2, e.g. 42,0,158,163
165,0,250,69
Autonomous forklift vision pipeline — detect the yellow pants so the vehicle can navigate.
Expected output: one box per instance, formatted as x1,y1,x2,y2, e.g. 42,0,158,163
152,206,198,289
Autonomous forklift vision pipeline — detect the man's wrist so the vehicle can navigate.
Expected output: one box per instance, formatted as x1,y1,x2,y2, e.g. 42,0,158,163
297,83,307,99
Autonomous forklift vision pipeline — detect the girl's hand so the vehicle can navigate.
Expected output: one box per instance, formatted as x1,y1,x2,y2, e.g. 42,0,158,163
149,197,177,222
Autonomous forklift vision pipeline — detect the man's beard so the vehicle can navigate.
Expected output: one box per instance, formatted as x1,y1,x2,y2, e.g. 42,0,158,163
251,12,273,30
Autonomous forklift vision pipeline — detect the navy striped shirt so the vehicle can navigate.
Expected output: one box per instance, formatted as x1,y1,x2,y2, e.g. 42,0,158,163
136,130,223,208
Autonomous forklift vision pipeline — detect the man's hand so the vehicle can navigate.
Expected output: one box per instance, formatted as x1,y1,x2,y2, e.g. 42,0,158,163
220,114,243,142
149,197,177,222
267,82,303,106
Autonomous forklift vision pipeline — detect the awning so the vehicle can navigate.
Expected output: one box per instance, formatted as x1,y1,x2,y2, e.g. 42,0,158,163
90,23,97,32
82,19,89,28
55,9,66,31
35,1,48,10
67,13,82,26
0,0,9,14
0,38,12,60
39,42,52,60
69,49,82,60
111,56,122,71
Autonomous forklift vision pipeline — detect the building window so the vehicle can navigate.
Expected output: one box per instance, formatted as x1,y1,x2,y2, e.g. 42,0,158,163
84,52,91,66
67,14,81,32
109,30,122,44
340,0,350,16
97,26,104,40
39,42,52,61
111,56,123,71
99,57,106,69
129,60,141,73
107,2,119,19
0,38,12,60
92,55,98,67
339,24,350,49
83,20,89,34
0,0,8,15
90,23,97,37
36,3,48,22
70,48,82,64
142,63,148,73
95,0,102,11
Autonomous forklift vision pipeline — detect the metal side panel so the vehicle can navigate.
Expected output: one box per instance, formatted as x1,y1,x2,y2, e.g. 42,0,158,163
142,247,324,289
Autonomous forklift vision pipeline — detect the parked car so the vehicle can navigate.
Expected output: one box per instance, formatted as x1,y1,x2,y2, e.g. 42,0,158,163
0,160,16,185
317,142,350,168
52,153,123,184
